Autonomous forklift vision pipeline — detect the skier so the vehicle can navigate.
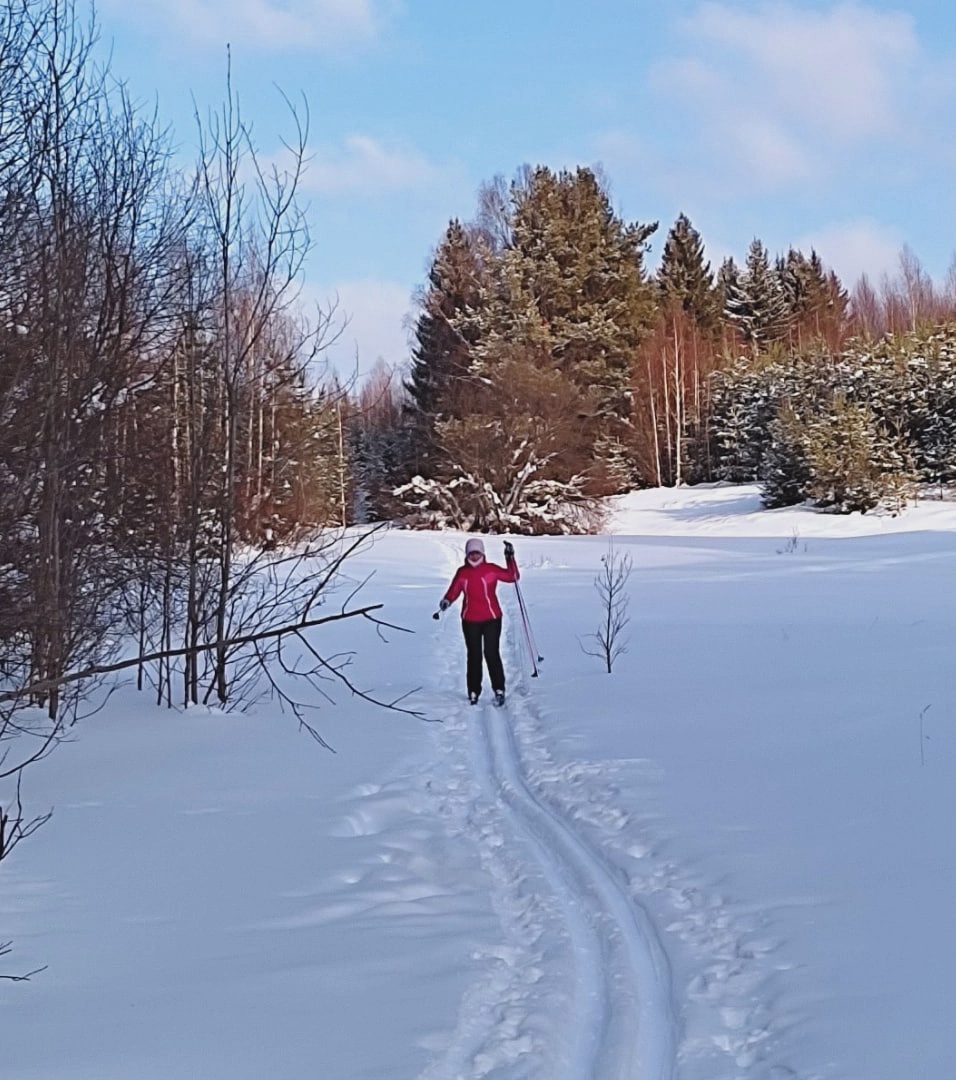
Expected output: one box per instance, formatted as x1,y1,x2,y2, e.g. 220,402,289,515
434,538,519,706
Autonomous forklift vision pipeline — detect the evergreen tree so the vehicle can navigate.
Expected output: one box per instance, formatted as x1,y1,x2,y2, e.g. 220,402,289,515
348,361,410,522
760,402,812,508
395,165,660,526
404,220,488,475
716,256,739,297
889,334,956,492
657,213,721,331
635,215,724,487
723,239,790,351
504,166,658,430
804,395,916,514
777,248,849,350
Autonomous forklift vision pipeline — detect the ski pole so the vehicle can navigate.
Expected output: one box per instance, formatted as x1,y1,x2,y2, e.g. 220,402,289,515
514,578,542,677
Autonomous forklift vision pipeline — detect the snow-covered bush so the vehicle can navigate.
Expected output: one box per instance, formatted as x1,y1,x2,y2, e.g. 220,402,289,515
803,396,917,514
759,403,813,509
393,473,603,535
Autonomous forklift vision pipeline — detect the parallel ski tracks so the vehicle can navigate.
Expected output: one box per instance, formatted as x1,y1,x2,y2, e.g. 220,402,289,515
432,535,677,1077
474,701,678,1080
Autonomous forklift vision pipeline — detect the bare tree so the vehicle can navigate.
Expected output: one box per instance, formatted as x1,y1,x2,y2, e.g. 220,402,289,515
849,247,956,339
632,308,719,487
0,0,193,718
3,528,426,747
425,347,598,532
187,59,331,706
0,2,397,977
582,544,633,673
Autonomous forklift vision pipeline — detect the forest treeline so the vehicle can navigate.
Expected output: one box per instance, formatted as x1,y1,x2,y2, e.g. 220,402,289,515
354,167,956,530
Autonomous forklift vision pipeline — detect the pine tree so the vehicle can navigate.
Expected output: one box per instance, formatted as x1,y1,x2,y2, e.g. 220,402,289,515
777,248,849,350
804,395,916,514
395,165,661,526
723,239,790,351
403,220,488,475
505,166,658,431
657,214,721,331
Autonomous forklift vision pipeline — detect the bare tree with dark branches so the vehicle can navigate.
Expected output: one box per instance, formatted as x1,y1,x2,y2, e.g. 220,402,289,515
582,544,633,674
183,57,336,708
0,2,412,984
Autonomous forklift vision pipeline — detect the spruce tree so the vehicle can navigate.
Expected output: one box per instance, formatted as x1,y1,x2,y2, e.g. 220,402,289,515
657,213,721,331
396,165,663,524
777,248,849,349
723,239,790,351
505,166,658,429
403,220,487,475
760,403,812,508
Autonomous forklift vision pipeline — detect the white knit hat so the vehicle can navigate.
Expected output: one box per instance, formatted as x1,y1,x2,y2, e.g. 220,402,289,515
464,537,485,558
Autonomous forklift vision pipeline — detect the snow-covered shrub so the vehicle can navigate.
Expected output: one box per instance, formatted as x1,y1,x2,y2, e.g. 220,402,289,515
759,403,813,508
392,473,603,535
803,396,917,514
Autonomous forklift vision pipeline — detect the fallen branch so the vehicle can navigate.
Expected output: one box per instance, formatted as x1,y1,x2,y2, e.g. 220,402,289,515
0,604,391,705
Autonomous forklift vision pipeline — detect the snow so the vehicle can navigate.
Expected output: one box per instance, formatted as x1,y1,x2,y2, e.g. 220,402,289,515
5,484,956,1078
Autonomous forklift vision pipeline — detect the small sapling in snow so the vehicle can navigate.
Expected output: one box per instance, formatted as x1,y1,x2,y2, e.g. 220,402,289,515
582,544,632,674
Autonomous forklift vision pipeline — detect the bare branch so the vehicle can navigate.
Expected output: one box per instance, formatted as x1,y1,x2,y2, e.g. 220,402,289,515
0,603,390,704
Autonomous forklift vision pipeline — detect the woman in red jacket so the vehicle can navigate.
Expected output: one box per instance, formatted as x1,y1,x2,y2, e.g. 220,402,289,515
436,537,519,705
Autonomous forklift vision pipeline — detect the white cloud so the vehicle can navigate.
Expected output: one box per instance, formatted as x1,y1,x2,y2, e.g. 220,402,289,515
680,2,917,140
797,218,905,287
253,134,467,210
652,2,926,194
729,116,815,187
305,136,451,198
592,130,648,174
101,0,397,53
309,279,414,383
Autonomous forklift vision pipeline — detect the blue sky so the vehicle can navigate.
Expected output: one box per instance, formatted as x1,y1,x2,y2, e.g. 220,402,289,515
94,0,956,378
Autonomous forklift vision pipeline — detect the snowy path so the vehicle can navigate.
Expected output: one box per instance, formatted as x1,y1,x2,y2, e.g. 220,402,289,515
427,536,678,1078
474,698,678,1079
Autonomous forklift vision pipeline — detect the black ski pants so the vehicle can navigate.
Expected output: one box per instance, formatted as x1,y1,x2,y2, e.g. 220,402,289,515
462,617,505,697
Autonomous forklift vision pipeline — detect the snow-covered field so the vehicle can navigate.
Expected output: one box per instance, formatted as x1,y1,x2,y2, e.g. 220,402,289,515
5,483,956,1079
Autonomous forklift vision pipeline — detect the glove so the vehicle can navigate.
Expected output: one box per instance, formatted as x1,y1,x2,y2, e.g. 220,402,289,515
503,541,515,561
439,598,450,611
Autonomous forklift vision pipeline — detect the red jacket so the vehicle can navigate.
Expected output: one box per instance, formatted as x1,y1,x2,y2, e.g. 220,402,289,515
443,559,519,622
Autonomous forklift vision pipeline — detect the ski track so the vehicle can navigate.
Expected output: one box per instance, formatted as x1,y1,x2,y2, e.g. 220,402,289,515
475,697,678,1080
429,536,678,1079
